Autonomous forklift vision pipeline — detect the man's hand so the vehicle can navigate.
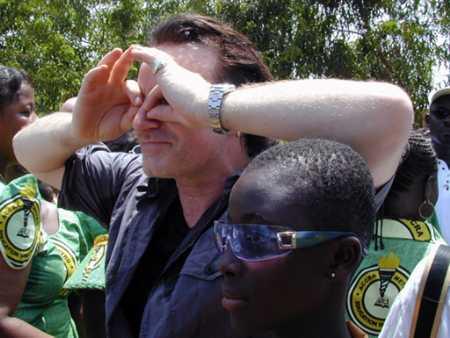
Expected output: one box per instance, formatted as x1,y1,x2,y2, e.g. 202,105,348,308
130,45,211,129
72,48,142,143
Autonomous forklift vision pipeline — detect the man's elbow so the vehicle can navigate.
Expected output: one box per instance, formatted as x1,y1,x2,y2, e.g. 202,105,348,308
12,128,31,171
369,83,414,152
383,84,414,132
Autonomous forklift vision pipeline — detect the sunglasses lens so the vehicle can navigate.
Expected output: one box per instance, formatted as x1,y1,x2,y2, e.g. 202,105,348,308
214,221,229,252
214,222,290,261
234,225,279,260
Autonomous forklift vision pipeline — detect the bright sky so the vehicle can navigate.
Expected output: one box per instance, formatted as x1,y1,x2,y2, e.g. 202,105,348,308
433,63,450,89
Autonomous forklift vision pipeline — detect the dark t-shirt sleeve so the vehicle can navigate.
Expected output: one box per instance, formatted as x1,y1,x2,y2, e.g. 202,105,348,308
58,145,142,228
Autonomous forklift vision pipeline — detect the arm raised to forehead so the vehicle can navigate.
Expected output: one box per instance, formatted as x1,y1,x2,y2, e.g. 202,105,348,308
131,46,413,188
12,48,141,189
219,79,413,187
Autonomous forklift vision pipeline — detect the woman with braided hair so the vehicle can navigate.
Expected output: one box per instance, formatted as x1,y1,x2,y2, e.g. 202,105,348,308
345,129,445,337
382,128,440,226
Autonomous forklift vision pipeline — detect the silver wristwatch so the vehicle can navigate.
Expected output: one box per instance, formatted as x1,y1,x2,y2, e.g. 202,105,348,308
208,83,236,134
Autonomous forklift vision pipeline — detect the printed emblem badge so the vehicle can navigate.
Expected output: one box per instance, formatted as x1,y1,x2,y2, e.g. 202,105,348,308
381,219,433,241
0,191,41,269
53,238,77,282
53,237,78,297
347,252,409,335
82,234,108,282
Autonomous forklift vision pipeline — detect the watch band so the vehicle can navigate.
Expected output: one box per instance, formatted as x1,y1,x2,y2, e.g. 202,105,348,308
208,83,236,134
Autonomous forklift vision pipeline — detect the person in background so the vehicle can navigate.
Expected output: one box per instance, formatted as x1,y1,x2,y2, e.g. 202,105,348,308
0,65,106,338
0,65,57,202
426,86,450,242
0,175,106,338
0,65,37,183
216,138,375,338
346,129,445,337
13,14,413,338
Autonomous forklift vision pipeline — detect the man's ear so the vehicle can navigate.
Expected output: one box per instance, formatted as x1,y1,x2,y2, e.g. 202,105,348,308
329,237,363,280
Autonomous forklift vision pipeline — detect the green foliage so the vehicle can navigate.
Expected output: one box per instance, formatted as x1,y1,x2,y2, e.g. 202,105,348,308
0,0,448,124
210,0,449,123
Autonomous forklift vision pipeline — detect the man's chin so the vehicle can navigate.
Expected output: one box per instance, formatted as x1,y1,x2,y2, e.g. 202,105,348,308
143,166,170,178
142,159,176,178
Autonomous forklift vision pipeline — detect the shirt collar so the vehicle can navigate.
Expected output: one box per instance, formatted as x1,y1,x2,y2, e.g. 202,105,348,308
136,171,241,201
136,177,175,201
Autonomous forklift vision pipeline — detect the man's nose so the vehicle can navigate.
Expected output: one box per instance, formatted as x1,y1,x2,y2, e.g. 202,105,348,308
132,108,161,131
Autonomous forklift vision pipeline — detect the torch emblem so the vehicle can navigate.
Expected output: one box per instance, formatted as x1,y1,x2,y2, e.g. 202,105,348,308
375,252,400,308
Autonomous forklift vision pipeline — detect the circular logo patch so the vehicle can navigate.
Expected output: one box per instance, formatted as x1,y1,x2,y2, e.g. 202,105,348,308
347,253,409,335
6,209,37,250
0,195,41,269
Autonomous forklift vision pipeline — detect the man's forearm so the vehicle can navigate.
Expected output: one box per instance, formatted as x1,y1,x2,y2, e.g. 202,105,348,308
219,79,413,186
13,113,87,178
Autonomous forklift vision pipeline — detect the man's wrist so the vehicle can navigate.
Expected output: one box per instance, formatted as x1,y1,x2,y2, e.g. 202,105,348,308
207,84,236,134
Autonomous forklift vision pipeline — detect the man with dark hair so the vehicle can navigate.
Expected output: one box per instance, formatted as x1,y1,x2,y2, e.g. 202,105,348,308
426,87,450,242
14,14,413,338
149,14,275,158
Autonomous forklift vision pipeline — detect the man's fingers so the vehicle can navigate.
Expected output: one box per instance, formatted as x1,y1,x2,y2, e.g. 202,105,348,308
138,85,164,116
121,105,139,132
110,47,134,83
146,104,177,123
133,109,162,132
81,65,110,93
130,45,156,64
97,48,123,68
124,80,143,106
130,46,173,74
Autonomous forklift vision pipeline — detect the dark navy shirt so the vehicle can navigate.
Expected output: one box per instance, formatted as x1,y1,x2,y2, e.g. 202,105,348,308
122,193,189,336
58,147,250,338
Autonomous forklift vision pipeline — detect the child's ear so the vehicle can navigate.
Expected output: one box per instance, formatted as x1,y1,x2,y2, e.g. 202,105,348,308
329,236,363,280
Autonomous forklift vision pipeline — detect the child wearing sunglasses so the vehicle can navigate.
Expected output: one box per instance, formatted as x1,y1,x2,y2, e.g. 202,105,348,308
215,139,376,338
